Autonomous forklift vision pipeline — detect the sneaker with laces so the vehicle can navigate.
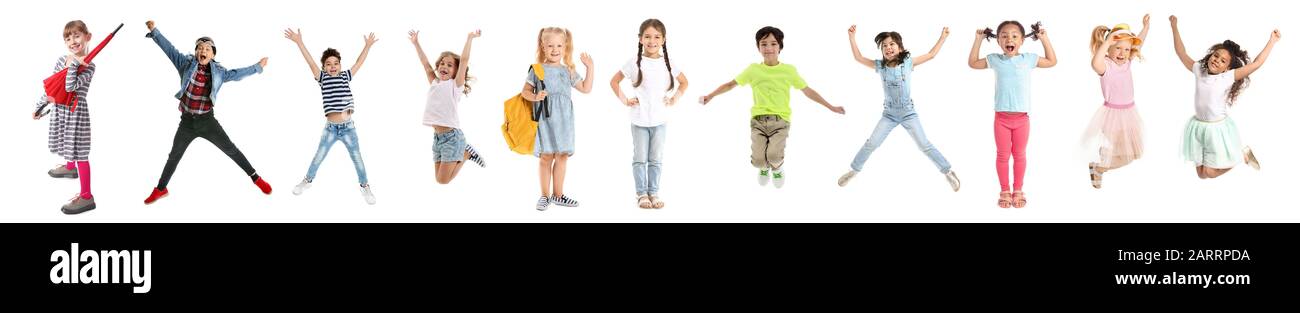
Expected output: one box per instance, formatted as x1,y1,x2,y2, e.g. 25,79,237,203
758,168,771,186
772,169,785,189
292,178,312,195
360,184,377,205
48,165,78,179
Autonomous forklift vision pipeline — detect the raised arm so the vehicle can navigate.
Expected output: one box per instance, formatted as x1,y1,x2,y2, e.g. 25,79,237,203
1036,27,1057,68
409,30,436,84
351,32,378,76
1138,14,1151,43
575,53,595,94
1170,16,1195,72
1235,29,1281,80
968,28,988,69
800,87,845,114
455,30,479,88
913,27,950,66
847,25,877,69
283,28,321,79
699,80,738,105
144,21,192,72
223,58,268,82
1092,36,1115,75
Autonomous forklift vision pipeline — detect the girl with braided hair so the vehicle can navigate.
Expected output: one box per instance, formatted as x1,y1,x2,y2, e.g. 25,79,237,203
610,18,689,209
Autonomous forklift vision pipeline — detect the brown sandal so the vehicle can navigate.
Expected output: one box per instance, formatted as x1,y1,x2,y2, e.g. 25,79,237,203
637,195,653,209
1012,191,1027,208
998,191,1013,209
1089,163,1103,189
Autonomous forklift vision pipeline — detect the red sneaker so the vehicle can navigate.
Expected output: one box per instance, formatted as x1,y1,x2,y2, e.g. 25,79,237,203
144,188,169,205
254,177,272,195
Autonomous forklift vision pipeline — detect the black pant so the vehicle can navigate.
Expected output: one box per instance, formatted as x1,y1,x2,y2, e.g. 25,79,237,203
155,112,258,189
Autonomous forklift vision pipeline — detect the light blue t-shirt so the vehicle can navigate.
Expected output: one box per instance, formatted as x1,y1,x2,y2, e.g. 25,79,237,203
988,53,1039,113
875,57,913,105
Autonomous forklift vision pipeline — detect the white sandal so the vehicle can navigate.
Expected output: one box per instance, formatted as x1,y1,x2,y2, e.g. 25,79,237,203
637,195,653,209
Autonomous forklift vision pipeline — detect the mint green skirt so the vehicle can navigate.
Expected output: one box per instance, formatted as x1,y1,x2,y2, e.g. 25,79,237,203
1182,116,1242,169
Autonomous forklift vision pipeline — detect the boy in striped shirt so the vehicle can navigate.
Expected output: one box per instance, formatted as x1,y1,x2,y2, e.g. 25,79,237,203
283,28,379,205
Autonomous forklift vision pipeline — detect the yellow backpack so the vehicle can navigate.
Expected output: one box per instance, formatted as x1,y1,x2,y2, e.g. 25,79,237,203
502,64,546,155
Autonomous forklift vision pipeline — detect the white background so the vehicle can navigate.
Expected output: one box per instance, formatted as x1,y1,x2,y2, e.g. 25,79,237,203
1,0,1294,222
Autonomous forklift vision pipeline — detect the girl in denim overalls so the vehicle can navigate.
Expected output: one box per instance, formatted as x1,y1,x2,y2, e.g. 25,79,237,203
837,25,961,192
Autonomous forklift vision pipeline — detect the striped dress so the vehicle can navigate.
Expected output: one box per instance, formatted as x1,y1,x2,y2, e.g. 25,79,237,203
39,56,95,161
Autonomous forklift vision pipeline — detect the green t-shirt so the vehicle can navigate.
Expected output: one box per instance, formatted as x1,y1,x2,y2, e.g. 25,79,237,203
735,63,807,121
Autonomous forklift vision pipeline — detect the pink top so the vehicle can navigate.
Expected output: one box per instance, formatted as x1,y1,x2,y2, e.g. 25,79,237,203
1099,58,1135,108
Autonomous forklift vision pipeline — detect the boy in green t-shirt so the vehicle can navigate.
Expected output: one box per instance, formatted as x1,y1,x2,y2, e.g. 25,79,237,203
700,26,845,188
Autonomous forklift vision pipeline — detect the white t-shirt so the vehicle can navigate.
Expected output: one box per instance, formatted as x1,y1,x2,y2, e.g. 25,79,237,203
423,79,464,129
620,56,683,127
1193,61,1236,121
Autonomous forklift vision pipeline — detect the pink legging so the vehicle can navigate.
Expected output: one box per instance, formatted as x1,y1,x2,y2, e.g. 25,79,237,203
65,161,92,199
994,112,1029,192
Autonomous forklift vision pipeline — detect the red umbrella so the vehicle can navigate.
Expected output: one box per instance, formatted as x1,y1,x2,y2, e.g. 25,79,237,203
41,23,123,113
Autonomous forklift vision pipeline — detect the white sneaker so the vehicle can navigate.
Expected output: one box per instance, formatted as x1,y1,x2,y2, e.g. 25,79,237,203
837,170,857,187
361,185,376,205
757,168,771,186
772,169,785,189
945,170,961,192
292,178,312,195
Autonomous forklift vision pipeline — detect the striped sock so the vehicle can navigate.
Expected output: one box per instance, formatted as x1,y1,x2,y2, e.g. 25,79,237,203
465,144,486,167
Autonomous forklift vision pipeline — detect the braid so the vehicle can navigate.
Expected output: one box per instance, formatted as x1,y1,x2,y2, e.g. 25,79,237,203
663,42,675,91
633,43,644,88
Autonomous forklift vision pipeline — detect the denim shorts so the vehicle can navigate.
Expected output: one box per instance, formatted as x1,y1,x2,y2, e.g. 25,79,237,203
433,128,467,162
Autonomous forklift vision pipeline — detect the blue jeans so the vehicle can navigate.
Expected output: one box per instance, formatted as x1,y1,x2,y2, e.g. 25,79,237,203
305,120,368,185
631,124,666,195
850,102,951,173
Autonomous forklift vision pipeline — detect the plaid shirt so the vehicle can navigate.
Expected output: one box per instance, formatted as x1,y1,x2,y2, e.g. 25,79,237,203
179,63,214,114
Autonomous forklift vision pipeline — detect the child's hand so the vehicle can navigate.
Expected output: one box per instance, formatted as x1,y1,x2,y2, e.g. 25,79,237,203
468,29,481,39
1169,15,1178,26
259,57,269,68
1036,26,1048,39
283,28,302,43
1143,14,1151,28
666,95,679,106
33,111,41,120
363,32,378,46
699,95,713,105
535,91,548,101
580,53,593,67
1271,29,1282,42
829,106,846,114
848,25,857,37
408,30,420,45
975,28,985,36
940,27,950,38
624,97,640,107
146,20,155,31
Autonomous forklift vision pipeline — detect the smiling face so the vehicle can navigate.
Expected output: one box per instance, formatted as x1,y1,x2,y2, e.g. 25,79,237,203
1108,40,1134,64
879,37,900,61
64,30,90,57
542,33,566,64
194,42,215,66
1207,48,1232,74
436,55,458,80
323,56,341,76
640,26,665,58
757,34,781,64
997,24,1024,55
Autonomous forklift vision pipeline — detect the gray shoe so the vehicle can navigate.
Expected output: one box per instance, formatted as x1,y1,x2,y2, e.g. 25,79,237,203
61,196,96,215
48,165,78,179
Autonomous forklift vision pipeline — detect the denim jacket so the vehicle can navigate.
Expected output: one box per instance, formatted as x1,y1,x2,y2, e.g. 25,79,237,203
147,28,262,104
